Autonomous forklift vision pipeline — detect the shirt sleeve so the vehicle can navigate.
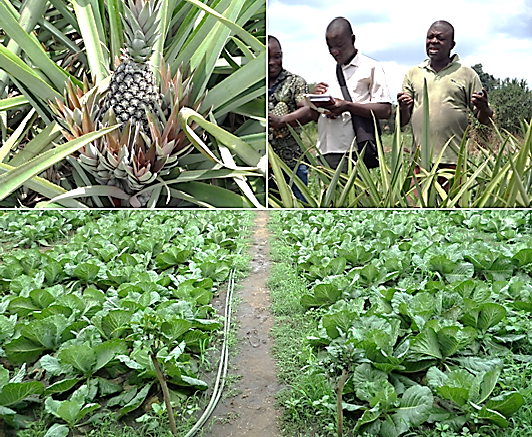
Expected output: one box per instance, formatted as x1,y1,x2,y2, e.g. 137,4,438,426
402,68,415,100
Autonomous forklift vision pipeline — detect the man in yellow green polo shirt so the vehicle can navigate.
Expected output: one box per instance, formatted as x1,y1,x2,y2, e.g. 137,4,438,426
397,20,493,166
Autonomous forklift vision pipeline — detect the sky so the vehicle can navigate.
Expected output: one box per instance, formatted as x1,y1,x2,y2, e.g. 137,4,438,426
268,0,532,102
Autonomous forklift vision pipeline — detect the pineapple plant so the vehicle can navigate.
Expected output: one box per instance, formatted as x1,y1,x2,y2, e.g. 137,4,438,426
0,0,267,208
52,63,206,207
50,0,212,206
99,0,161,132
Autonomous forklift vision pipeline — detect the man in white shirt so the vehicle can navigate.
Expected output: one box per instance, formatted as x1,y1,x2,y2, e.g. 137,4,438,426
313,17,392,171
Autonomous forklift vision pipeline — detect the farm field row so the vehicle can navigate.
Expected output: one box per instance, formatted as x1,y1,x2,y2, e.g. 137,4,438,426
0,210,253,437
268,210,532,437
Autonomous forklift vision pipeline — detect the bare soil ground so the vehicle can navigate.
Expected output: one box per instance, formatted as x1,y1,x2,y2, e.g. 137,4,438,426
205,211,280,437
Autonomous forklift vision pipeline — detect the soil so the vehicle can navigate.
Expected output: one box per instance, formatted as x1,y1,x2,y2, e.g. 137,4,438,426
205,211,280,437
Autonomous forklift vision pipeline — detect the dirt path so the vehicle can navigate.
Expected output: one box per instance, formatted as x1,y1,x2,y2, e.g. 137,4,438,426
205,211,280,437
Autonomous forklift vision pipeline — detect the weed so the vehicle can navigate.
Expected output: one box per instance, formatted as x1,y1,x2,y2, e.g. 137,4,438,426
85,412,173,437
211,410,241,426
268,230,340,435
222,374,244,400
13,416,48,437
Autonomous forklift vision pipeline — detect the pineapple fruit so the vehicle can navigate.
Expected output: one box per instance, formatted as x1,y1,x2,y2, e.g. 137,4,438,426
99,0,160,131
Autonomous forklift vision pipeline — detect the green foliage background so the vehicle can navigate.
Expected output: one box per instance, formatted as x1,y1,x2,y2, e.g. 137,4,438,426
472,64,532,134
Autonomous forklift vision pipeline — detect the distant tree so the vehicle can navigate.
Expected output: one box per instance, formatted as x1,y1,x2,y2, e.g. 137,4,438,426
472,64,498,93
490,78,532,134
472,64,532,134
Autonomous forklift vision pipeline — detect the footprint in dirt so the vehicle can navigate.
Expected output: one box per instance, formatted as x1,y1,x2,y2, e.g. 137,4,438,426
205,211,280,437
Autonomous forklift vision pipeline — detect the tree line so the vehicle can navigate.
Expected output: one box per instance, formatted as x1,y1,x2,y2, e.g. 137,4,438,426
472,64,532,134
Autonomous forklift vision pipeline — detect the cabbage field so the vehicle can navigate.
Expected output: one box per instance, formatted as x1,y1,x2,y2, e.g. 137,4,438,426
269,210,532,437
4,209,532,437
0,210,252,436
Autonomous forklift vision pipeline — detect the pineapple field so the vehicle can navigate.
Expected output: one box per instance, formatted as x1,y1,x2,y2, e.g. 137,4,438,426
0,210,256,436
268,210,532,437
0,0,266,208
268,102,532,208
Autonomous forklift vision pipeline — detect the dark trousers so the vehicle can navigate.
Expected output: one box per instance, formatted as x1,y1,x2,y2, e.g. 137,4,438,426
322,145,379,173
321,153,350,173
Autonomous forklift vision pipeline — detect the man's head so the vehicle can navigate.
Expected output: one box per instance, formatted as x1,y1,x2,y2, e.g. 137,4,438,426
268,35,283,80
426,21,455,64
325,17,357,65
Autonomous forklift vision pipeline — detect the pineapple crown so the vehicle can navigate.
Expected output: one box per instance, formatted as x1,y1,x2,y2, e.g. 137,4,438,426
122,0,162,63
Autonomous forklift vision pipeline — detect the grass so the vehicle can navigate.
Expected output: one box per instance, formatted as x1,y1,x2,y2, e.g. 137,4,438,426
267,217,340,437
268,261,335,437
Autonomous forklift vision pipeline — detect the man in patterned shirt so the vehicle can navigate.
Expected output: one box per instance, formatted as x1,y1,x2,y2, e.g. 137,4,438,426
268,35,314,201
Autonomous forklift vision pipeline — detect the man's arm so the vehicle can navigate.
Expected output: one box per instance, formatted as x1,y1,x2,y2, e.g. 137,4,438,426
397,72,415,127
315,75,392,120
323,100,392,120
268,102,318,129
397,92,413,127
313,81,391,120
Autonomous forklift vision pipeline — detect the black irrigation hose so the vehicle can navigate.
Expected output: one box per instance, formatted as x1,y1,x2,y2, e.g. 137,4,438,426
184,268,235,437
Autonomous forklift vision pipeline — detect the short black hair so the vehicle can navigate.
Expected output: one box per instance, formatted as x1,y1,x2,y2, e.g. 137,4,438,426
268,35,281,49
326,17,354,37
430,20,455,40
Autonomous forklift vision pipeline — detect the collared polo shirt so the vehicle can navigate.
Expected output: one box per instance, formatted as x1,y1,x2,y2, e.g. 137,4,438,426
402,54,483,164
317,52,391,155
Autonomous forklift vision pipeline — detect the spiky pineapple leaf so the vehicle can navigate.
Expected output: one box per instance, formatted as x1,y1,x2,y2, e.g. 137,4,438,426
0,126,119,201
